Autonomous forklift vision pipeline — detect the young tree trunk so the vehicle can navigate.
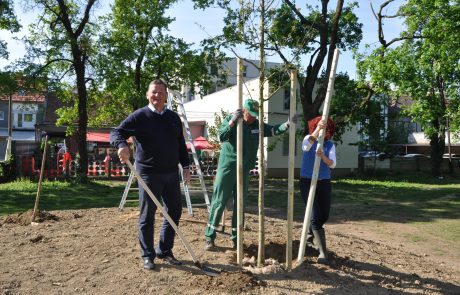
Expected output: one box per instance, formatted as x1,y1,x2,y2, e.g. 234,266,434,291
257,0,266,268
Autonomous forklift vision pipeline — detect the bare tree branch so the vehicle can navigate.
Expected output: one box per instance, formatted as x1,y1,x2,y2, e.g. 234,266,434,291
75,0,97,37
373,0,424,48
283,0,322,31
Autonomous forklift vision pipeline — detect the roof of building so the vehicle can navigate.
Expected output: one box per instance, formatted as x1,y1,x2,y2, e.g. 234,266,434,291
0,94,45,103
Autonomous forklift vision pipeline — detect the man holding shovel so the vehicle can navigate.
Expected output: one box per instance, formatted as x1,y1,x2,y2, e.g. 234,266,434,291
204,98,295,250
110,79,190,270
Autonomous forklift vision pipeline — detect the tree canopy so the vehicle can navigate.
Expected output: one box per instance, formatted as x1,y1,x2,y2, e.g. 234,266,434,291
357,0,460,175
0,0,20,60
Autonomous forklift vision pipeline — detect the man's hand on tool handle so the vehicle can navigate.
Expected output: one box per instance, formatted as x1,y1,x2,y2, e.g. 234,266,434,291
182,168,191,185
117,147,130,164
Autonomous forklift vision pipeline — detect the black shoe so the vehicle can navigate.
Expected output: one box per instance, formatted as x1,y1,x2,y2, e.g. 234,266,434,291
142,258,155,270
157,253,183,266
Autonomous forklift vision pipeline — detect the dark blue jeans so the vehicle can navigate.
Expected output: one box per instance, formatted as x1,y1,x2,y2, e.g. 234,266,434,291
299,178,331,230
138,170,182,259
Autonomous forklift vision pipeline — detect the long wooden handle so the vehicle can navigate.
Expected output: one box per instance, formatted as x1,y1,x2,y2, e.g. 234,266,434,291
126,160,198,263
297,48,340,264
32,135,49,223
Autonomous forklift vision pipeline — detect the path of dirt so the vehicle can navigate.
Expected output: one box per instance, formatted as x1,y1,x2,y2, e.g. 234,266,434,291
1,207,459,294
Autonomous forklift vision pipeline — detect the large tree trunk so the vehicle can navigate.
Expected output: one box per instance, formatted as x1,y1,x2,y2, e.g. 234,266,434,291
75,62,88,181
297,0,344,133
430,119,446,177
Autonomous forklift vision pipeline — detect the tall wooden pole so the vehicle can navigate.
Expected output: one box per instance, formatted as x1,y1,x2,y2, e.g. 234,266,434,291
297,49,340,264
32,134,49,223
286,69,297,270
236,57,244,266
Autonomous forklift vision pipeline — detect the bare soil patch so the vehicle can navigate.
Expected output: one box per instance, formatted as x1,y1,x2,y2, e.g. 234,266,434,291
1,207,459,294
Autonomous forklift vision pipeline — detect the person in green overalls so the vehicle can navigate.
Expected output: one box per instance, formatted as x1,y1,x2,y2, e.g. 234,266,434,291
204,98,295,250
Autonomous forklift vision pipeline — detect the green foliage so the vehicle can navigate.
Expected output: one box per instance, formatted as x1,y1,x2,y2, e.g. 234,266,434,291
0,71,18,93
0,155,15,183
357,0,460,175
207,109,230,152
92,0,226,125
0,0,20,60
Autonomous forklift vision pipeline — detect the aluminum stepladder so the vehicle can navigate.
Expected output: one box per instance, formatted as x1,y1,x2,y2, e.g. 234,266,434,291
118,92,210,215
168,91,210,214
118,137,138,212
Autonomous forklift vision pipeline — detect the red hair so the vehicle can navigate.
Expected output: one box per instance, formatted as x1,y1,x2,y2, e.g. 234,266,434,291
308,116,336,140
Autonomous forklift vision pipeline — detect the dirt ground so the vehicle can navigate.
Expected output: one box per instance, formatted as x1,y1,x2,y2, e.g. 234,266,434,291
1,206,459,295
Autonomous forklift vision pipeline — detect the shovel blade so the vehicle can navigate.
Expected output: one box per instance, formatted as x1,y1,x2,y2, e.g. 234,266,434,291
194,261,220,277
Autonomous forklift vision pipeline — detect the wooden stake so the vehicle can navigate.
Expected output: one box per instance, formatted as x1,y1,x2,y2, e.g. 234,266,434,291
221,209,226,233
286,69,297,270
236,57,244,266
297,49,340,265
32,134,49,223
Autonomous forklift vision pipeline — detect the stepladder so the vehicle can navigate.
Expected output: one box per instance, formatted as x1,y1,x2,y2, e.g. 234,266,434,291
118,91,211,215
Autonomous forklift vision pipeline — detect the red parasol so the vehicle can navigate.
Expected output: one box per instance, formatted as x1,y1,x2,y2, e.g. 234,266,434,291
187,136,214,151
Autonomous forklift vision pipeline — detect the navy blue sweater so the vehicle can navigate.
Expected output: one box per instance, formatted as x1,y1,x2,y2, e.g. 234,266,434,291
110,106,189,174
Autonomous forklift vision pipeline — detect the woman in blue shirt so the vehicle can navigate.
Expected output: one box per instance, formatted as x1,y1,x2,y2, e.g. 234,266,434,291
299,116,336,264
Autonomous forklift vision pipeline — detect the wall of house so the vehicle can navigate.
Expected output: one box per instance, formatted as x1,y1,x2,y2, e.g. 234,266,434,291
13,103,40,129
184,58,281,102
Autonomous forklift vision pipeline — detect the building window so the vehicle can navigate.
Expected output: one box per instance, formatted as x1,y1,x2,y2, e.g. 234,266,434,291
284,89,299,110
24,114,33,122
284,88,290,110
0,111,4,120
187,91,195,102
243,65,248,77
17,113,22,127
15,113,35,128
18,88,26,96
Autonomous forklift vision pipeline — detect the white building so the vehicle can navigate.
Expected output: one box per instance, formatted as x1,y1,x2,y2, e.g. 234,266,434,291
182,58,281,102
182,77,359,177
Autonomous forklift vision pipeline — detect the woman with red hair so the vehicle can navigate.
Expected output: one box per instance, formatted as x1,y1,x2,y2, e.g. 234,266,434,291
299,116,336,264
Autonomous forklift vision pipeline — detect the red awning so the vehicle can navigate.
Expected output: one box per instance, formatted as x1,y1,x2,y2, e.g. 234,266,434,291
186,136,214,151
87,132,133,143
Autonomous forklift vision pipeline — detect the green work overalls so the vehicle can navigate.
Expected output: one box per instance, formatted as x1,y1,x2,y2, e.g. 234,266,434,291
205,115,288,243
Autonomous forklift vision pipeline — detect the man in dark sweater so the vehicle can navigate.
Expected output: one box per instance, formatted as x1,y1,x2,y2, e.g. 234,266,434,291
110,79,190,270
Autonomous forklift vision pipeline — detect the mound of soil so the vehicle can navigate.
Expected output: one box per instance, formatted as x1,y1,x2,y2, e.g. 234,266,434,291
0,207,459,294
1,209,59,226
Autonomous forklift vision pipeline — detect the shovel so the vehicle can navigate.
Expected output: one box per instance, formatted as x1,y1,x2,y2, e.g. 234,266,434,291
126,160,220,277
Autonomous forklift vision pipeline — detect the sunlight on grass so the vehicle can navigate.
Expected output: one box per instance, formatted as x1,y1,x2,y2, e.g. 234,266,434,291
411,220,460,242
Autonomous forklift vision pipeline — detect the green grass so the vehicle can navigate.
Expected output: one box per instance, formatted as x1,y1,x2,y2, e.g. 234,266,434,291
2,173,460,227
332,177,460,222
0,179,137,215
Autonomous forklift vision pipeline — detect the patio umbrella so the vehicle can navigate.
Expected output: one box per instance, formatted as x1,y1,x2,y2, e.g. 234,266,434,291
187,136,214,151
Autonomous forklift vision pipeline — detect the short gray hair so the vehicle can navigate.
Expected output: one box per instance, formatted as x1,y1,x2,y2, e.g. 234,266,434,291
149,79,168,91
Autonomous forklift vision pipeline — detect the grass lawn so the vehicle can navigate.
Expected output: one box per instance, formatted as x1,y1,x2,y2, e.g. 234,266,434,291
1,173,459,243
0,179,136,215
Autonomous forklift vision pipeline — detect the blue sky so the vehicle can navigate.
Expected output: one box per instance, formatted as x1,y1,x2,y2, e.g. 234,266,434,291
1,0,404,79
